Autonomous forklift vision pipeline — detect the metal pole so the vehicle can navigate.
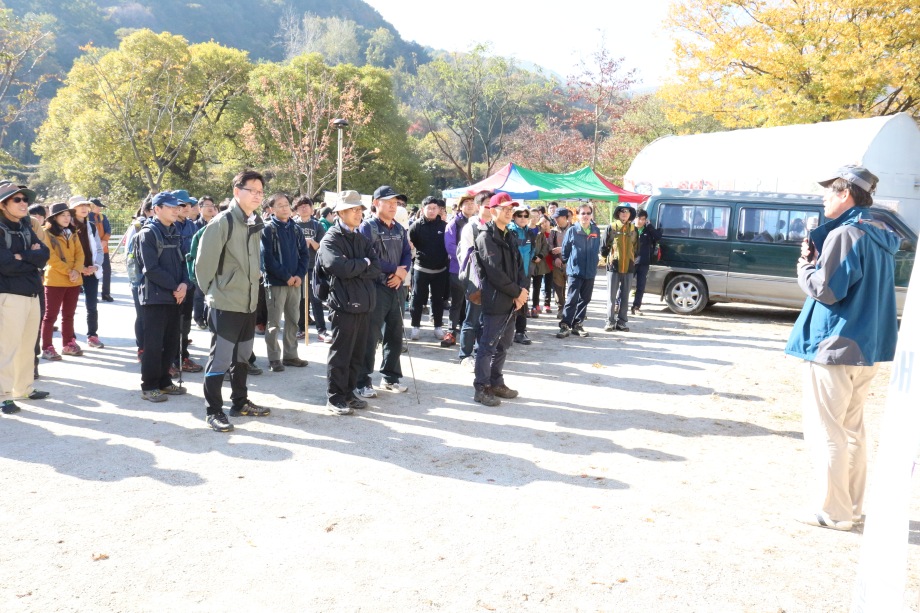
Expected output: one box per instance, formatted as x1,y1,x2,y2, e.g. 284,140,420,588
336,127,344,194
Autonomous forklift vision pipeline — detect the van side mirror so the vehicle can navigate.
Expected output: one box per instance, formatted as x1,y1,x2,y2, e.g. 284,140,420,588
900,238,916,252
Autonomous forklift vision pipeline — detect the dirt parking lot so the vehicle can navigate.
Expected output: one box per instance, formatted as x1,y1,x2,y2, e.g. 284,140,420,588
1,274,917,612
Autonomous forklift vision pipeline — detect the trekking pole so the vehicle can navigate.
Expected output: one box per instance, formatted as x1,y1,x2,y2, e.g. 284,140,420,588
400,323,421,405
177,309,185,387
487,306,518,351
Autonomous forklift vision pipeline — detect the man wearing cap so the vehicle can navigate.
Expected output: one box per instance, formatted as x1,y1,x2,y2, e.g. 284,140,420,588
195,170,271,432
88,198,113,302
786,165,899,532
408,196,449,341
68,196,105,349
600,204,638,332
317,190,381,415
472,192,528,407
169,189,204,373
136,192,190,402
0,182,50,414
557,204,601,339
456,190,493,368
548,207,571,317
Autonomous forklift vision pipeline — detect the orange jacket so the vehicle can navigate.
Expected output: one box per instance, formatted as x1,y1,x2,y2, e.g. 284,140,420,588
43,229,86,288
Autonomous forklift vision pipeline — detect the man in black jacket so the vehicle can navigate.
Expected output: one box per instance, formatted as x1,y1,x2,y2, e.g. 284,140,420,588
317,190,381,415
408,196,449,341
473,193,529,407
632,209,662,316
0,181,50,414
137,192,190,403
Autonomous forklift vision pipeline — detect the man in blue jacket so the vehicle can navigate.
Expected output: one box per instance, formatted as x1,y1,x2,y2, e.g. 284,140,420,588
785,165,899,532
137,191,190,403
171,189,204,373
261,193,309,372
557,204,601,339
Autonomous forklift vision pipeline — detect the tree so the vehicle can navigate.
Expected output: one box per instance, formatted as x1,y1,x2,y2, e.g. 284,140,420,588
278,12,361,66
0,7,56,162
564,38,637,168
34,30,252,196
365,27,395,68
243,54,373,198
662,0,920,127
409,45,547,183
499,119,592,174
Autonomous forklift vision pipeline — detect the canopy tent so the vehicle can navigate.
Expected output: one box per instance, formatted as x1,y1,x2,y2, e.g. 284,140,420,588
443,163,645,203
591,170,648,204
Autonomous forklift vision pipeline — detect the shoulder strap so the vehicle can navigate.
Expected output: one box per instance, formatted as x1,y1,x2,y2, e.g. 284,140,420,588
216,211,235,277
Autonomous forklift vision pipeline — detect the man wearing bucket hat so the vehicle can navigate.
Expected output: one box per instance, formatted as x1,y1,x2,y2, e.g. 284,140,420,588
316,189,381,415
68,195,105,349
785,165,899,532
0,182,51,414
600,204,638,332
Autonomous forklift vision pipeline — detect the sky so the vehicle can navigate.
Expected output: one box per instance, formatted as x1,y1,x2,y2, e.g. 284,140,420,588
362,0,676,87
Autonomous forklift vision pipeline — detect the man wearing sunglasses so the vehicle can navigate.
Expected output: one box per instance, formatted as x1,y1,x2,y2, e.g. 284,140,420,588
557,204,601,338
0,182,51,414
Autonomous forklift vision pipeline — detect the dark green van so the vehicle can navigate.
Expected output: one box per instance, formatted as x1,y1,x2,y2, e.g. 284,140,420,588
644,189,916,316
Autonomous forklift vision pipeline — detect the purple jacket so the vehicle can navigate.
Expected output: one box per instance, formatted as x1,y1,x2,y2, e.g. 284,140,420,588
444,213,470,275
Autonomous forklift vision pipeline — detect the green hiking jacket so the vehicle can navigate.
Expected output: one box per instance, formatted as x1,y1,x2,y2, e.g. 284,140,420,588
195,201,264,314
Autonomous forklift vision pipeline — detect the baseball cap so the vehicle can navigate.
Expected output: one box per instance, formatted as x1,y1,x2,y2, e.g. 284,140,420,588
0,181,36,204
334,189,365,212
373,185,398,200
170,189,198,205
151,192,182,207
552,208,571,219
818,165,879,193
89,197,106,208
487,193,518,209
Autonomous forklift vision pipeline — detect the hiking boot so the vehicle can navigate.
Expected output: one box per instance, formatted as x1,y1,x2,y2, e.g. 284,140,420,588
247,363,263,376
87,335,105,349
2,401,21,414
604,323,616,332
410,327,420,340
160,384,187,395
229,400,270,417
207,412,234,432
296,330,306,340
61,341,83,356
182,358,203,373
572,324,589,337
631,306,642,316
101,294,114,302
556,324,571,339
42,347,62,361
491,384,519,399
269,360,285,372
513,332,532,345
473,385,500,407
346,396,369,410
141,389,168,403
382,381,408,393
282,357,308,367
615,324,630,332
27,390,50,400
356,385,377,398
326,399,353,416
439,331,456,347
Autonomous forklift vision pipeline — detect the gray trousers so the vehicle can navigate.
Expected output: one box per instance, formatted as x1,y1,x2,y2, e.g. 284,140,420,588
606,269,633,326
265,284,302,361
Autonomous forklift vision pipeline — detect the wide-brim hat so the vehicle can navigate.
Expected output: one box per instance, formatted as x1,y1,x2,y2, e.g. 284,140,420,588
47,202,72,220
614,205,637,221
0,181,36,204
334,190,366,212
68,195,93,209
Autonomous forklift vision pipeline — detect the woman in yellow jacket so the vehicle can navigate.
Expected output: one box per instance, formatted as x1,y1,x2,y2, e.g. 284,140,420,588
41,202,86,360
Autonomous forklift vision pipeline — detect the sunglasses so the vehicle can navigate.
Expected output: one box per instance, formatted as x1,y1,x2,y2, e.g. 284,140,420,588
514,213,529,218
9,196,29,203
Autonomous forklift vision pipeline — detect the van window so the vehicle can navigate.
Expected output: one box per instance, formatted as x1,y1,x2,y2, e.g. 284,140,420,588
659,203,730,240
738,208,819,243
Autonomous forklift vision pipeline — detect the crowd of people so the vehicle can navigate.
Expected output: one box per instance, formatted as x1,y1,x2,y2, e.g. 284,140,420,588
0,170,664,425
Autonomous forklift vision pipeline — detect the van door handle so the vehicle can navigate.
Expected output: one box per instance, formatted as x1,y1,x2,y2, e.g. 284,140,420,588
732,249,748,255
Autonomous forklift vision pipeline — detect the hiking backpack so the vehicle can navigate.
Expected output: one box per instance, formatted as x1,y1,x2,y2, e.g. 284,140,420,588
0,223,32,251
186,212,234,287
127,223,169,287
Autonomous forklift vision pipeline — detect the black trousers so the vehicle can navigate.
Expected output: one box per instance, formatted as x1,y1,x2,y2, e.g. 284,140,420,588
178,286,195,360
448,273,466,332
357,285,404,388
140,303,181,391
101,252,112,297
410,269,447,328
327,310,368,403
633,263,650,308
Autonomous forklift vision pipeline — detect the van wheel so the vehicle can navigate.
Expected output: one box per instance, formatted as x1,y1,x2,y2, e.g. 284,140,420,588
664,275,709,315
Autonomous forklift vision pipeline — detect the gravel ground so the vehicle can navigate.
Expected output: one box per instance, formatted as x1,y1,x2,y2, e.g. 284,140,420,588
1,274,917,612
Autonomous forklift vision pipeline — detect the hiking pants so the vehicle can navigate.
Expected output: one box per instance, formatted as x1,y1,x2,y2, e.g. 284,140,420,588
141,303,181,392
203,309,256,414
474,311,516,389
561,276,594,328
0,293,40,401
606,270,633,326
82,273,99,338
357,285,404,389
42,285,80,349
410,269,447,328
327,310,368,404
265,284,302,362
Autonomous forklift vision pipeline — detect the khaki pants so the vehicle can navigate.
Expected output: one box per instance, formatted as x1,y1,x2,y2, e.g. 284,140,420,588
265,284,302,362
0,293,40,401
801,361,880,522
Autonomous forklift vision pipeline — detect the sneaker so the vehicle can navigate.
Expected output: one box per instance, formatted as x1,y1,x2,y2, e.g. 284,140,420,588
269,360,285,372
604,323,616,332
141,390,168,403
326,399,353,416
207,412,234,432
182,358,203,373
439,331,456,347
631,306,643,316
410,327,420,340
2,400,21,414
160,384,187,395
346,396,369,410
247,363,263,376
27,390,50,400
255,324,266,335
796,512,853,532
61,341,83,356
87,335,105,349
41,347,62,361
615,324,630,332
356,385,377,398
229,400,270,417
282,357,308,367
195,319,208,330
473,386,500,407
459,356,476,371
529,308,539,318
296,330,306,340
572,324,589,338
382,381,408,393
556,324,571,339
491,384,519,399
513,332,532,345
434,327,445,340
318,331,332,343
101,294,114,302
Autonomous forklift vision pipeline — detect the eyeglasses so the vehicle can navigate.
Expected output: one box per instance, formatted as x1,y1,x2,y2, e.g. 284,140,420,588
578,211,592,216
9,196,29,203
240,187,265,198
